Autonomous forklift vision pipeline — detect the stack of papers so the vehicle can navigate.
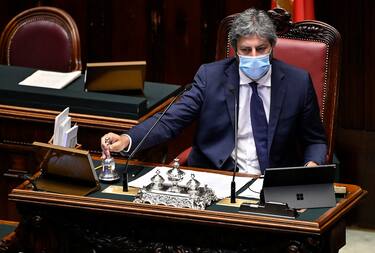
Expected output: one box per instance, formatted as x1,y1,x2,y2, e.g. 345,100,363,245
53,107,79,148
128,166,253,199
19,70,81,89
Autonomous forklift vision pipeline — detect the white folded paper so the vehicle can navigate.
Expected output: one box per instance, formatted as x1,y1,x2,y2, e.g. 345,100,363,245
53,107,79,147
58,116,71,145
128,166,253,200
53,107,70,145
238,178,264,199
19,70,81,89
62,124,78,148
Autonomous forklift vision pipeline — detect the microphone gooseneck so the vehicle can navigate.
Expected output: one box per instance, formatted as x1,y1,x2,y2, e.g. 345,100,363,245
230,86,238,203
123,83,193,192
3,173,38,191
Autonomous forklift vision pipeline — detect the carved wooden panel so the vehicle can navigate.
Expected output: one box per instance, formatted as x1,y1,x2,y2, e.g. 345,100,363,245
2,203,344,253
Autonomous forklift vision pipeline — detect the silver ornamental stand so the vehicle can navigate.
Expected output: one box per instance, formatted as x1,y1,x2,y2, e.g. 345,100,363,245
134,159,217,210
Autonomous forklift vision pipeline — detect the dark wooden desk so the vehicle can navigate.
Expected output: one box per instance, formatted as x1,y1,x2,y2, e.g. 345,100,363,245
0,65,183,221
1,162,367,253
0,64,182,143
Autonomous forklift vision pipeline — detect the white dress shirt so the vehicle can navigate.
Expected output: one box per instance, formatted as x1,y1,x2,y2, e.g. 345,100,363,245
231,67,272,175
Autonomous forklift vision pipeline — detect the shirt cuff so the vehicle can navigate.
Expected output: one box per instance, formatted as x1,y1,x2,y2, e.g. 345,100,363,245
121,134,132,153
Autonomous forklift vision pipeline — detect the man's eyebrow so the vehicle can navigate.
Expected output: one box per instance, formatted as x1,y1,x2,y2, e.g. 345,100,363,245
241,45,262,48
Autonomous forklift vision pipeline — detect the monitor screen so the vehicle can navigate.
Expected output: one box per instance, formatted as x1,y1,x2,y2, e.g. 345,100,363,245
85,61,146,92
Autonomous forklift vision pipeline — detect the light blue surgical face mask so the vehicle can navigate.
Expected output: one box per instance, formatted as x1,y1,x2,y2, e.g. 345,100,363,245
238,52,271,80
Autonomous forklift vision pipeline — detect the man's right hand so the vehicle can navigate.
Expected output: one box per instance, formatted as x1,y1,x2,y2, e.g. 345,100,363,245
101,132,130,159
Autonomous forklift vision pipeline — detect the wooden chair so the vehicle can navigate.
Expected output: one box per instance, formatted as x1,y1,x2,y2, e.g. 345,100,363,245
176,8,341,165
0,6,82,72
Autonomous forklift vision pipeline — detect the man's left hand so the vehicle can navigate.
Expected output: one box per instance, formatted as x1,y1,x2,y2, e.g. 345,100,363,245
305,161,318,167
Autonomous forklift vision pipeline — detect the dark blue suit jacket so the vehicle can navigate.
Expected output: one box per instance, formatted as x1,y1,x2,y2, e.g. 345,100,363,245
127,57,327,171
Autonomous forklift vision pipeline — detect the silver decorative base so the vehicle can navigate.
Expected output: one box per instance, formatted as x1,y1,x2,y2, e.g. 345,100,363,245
99,172,120,182
134,183,217,210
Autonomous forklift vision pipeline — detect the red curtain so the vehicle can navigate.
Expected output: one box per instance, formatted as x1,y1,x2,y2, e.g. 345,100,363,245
271,0,315,22
293,0,315,22
271,0,278,9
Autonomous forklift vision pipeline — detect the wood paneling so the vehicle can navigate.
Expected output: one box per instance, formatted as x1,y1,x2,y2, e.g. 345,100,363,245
315,0,375,227
316,0,375,131
1,0,375,227
0,0,268,85
363,0,375,130
336,128,375,228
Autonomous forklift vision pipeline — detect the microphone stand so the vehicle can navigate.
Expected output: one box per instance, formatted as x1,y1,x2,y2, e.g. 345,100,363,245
230,87,238,203
123,84,192,191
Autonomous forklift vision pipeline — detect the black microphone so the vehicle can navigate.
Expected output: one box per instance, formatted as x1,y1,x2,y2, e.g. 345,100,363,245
123,83,193,191
230,86,238,203
3,173,39,191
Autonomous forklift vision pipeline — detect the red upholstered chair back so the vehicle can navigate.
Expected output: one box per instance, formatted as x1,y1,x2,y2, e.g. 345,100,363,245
0,6,82,72
215,8,341,163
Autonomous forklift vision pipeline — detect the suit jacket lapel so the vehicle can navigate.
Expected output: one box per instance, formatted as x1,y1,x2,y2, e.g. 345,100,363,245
268,62,287,153
224,60,240,129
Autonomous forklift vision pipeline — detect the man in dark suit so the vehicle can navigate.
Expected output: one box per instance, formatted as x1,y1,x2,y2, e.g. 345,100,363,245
101,8,327,175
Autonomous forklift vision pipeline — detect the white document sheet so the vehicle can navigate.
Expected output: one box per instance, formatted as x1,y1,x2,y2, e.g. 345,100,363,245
62,124,78,148
128,166,253,199
19,70,81,89
238,178,264,199
53,107,69,145
57,117,71,146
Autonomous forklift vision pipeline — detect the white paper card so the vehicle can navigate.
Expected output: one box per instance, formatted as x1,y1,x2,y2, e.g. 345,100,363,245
58,117,71,146
128,166,253,199
19,70,81,89
62,124,78,148
238,178,264,199
53,107,69,145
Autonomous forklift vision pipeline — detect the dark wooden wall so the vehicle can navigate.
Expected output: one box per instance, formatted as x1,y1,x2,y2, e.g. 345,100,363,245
315,0,375,228
1,0,374,228
0,0,267,85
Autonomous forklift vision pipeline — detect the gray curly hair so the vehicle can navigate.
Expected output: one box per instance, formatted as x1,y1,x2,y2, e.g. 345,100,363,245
229,8,277,51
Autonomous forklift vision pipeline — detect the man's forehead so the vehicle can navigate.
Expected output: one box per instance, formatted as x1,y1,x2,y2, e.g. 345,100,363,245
237,35,270,46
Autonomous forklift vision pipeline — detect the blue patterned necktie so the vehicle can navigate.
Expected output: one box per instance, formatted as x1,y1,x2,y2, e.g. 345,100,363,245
250,82,269,173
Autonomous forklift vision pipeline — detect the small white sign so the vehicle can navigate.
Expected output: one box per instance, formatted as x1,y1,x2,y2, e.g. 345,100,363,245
53,107,70,145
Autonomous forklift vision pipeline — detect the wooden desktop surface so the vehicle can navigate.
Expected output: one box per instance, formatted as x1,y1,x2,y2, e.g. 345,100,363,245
0,65,183,222
4,160,367,253
0,65,368,252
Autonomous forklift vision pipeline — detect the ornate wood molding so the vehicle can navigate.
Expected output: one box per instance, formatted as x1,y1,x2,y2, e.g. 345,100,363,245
9,206,326,253
268,8,341,45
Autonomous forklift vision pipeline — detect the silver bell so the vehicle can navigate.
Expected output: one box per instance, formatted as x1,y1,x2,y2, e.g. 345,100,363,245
99,157,120,182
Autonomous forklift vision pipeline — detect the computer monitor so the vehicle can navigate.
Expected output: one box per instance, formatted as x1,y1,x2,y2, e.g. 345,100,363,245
262,164,336,209
84,61,146,93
